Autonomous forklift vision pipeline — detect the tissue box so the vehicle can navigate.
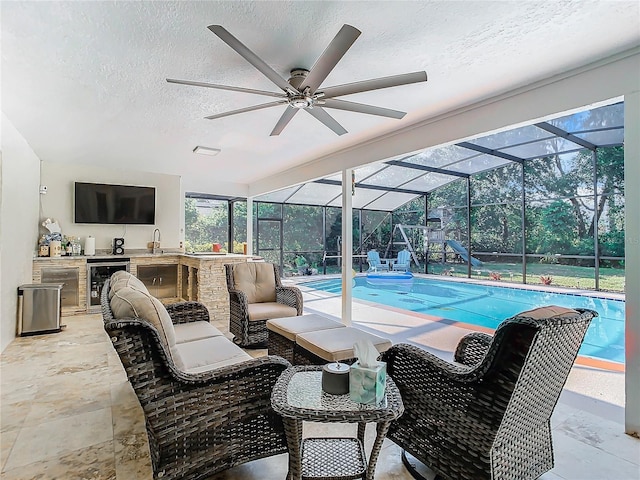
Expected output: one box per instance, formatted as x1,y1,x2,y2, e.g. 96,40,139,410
349,360,386,405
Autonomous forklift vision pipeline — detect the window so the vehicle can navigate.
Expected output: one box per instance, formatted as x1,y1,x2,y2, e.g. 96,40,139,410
184,196,233,252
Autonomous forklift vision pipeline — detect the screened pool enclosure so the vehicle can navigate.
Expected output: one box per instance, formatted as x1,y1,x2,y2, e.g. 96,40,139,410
185,101,625,292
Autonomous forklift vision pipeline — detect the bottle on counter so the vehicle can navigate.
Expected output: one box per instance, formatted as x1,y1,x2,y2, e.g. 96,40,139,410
71,237,82,255
38,235,49,257
65,238,73,256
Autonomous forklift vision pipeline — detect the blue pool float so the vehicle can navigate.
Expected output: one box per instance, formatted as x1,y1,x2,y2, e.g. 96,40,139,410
366,271,414,280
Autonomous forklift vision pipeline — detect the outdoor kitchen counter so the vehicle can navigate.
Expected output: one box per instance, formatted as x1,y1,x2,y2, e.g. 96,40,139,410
33,252,260,321
178,253,261,322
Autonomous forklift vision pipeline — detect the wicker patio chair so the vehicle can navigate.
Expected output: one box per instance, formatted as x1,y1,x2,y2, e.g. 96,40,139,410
102,279,290,480
225,262,303,347
381,306,598,480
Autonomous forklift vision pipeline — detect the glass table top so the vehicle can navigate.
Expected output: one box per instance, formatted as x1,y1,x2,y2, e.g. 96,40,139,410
287,371,389,411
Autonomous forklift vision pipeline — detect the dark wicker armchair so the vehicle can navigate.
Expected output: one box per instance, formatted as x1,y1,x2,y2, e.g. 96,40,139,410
102,279,290,480
381,306,597,480
225,262,303,347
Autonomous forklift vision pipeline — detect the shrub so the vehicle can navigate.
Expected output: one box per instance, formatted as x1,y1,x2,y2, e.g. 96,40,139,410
539,253,559,264
294,255,308,267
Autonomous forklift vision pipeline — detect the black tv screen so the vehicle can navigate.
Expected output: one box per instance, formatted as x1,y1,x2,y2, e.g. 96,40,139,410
74,182,156,224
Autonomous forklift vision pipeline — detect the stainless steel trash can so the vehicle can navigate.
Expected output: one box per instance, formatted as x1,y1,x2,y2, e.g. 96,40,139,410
17,284,63,336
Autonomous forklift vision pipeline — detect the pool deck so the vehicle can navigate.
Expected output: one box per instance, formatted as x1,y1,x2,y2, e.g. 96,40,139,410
296,273,625,367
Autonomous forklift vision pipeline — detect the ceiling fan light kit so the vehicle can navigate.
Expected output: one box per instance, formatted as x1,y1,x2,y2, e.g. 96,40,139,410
168,24,427,136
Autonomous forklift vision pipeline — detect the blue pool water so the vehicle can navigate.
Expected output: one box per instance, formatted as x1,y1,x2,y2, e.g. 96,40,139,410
302,276,625,364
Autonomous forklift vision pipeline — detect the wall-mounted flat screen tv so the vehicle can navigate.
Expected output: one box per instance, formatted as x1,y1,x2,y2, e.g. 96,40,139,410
74,182,156,224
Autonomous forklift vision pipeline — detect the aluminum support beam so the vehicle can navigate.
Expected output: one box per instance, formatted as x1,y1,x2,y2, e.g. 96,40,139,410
624,90,640,436
341,169,353,326
521,163,527,283
246,197,253,255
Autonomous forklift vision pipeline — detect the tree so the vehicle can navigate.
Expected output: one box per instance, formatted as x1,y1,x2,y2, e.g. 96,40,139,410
184,198,228,251
538,200,578,253
185,198,198,233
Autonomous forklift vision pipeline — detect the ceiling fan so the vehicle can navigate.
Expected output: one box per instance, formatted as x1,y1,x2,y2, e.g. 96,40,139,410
167,24,428,136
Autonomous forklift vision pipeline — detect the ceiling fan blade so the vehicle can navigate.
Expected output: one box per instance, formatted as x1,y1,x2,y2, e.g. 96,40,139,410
204,100,287,120
305,107,347,136
322,99,406,119
208,25,296,93
166,78,286,98
270,107,299,136
299,24,361,93
321,71,428,99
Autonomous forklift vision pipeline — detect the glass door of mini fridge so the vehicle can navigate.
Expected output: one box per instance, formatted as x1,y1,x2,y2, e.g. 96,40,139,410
87,261,130,312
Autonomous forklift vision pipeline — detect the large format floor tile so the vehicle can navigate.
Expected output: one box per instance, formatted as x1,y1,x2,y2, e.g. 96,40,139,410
4,408,113,471
1,307,638,480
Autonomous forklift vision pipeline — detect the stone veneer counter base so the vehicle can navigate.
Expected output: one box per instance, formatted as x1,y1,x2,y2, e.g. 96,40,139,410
33,253,258,322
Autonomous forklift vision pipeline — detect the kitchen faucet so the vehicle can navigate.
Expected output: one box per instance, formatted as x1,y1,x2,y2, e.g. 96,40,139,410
152,228,161,254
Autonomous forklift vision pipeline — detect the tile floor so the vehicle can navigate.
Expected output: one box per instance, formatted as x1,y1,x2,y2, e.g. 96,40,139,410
1,282,638,480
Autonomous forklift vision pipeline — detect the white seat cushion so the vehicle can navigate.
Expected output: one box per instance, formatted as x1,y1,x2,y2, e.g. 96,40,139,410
247,302,298,321
173,336,252,374
173,321,224,344
296,327,392,362
266,314,345,341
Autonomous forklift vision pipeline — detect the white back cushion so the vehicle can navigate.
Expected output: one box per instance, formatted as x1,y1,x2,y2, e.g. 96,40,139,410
110,286,176,348
232,262,276,304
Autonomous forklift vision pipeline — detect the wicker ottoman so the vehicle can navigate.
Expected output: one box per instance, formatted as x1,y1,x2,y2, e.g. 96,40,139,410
294,327,392,365
267,314,346,363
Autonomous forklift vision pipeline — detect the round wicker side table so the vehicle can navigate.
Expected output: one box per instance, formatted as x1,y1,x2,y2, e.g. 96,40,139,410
271,365,404,480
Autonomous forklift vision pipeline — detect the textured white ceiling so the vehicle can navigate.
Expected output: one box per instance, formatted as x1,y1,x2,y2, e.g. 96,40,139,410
2,1,639,192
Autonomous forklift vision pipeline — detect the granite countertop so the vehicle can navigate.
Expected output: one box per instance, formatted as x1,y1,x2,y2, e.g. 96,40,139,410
34,251,257,261
181,252,254,259
34,250,179,261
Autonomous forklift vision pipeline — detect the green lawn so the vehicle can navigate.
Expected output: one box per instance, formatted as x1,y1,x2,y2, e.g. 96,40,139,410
313,259,624,293
425,261,624,292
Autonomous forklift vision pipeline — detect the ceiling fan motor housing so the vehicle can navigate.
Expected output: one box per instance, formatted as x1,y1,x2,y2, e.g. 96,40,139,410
288,68,309,89
288,69,316,108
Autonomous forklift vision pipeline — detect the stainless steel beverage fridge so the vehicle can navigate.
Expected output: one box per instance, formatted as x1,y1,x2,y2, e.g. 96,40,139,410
87,259,130,313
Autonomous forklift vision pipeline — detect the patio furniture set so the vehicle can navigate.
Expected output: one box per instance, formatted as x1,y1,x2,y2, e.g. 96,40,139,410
366,249,411,272
101,263,597,480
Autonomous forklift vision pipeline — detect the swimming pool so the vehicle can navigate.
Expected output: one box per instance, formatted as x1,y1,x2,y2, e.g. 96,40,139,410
302,276,625,364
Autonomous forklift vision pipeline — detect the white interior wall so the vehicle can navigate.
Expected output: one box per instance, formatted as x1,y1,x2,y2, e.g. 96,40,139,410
40,162,183,252
1,114,41,352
